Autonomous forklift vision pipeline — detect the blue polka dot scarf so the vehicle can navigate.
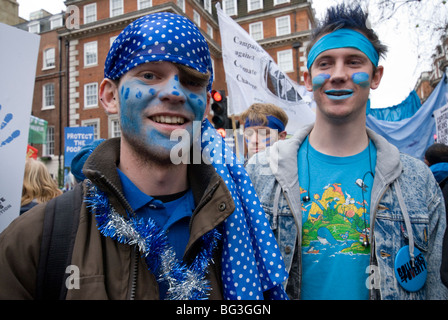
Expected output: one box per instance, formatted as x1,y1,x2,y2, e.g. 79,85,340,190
102,11,288,300
201,119,288,300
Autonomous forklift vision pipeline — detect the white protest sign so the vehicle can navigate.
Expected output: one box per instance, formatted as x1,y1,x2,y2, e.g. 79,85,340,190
434,103,448,145
216,4,315,134
0,23,40,232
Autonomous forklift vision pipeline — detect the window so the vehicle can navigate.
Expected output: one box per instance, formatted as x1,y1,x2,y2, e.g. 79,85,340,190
28,21,40,33
84,3,97,24
248,0,263,11
207,23,213,39
274,0,290,5
84,41,98,67
223,0,237,16
177,0,185,12
276,15,291,36
204,0,212,14
43,126,55,156
110,36,118,48
50,15,63,29
43,83,55,109
277,49,293,72
109,115,121,138
43,48,55,69
193,10,201,27
138,0,152,10
84,83,98,108
249,22,263,41
82,119,100,140
110,0,123,17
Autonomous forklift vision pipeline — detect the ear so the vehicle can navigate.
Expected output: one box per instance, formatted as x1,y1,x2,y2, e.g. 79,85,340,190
202,91,212,121
99,78,120,114
278,131,287,140
370,66,384,90
303,70,313,92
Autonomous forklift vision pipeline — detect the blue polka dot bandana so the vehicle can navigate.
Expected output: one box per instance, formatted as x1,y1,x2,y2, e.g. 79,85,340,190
201,119,289,300
104,12,214,91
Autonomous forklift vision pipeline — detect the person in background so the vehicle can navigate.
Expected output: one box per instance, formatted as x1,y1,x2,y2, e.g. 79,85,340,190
20,158,62,214
240,103,288,162
424,143,448,289
424,143,448,185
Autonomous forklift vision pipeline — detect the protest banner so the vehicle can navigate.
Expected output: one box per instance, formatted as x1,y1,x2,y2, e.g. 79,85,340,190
64,126,95,167
434,103,448,145
216,4,315,134
28,115,48,144
0,23,40,232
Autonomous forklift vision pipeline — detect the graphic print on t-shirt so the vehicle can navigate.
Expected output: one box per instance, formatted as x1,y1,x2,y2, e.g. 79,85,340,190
301,181,370,256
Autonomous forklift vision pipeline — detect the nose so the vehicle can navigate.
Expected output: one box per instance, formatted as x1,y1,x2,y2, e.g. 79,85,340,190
330,61,349,84
158,75,187,104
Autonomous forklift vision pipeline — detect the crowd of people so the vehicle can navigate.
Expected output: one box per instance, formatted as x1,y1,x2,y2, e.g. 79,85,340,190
0,3,447,300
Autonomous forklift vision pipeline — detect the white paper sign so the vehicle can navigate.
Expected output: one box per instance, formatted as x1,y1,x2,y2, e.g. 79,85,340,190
434,103,448,145
216,4,316,134
0,23,40,232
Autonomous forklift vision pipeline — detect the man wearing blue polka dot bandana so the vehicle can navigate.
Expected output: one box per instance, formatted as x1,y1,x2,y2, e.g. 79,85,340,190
0,12,288,300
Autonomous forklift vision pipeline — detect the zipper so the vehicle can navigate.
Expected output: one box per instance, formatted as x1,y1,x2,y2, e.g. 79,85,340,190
129,247,139,300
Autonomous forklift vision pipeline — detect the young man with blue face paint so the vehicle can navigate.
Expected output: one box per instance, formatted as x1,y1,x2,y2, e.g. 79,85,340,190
246,4,448,299
0,12,288,300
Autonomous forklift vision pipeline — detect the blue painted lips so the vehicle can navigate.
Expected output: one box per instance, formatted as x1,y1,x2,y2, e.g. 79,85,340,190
324,89,354,100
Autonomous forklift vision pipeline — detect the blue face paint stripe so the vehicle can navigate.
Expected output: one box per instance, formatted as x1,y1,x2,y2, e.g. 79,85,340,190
312,74,330,91
352,72,370,88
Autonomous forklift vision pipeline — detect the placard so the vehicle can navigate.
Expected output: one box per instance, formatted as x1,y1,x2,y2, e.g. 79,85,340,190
0,23,40,232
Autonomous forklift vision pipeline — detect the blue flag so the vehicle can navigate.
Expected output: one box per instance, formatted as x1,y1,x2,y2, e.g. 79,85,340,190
367,74,448,160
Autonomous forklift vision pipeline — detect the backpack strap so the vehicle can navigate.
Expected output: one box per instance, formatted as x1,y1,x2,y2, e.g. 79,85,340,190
36,182,83,300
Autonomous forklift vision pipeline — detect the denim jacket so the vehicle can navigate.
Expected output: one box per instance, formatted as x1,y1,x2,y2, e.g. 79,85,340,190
246,124,448,300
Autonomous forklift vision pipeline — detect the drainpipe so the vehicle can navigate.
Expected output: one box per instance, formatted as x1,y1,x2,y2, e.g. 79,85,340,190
58,35,63,187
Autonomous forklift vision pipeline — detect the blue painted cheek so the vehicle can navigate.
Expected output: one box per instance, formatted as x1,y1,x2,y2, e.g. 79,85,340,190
188,93,206,121
352,72,370,88
312,74,330,91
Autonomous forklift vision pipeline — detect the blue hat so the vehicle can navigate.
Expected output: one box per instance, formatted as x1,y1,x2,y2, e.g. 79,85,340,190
104,12,213,91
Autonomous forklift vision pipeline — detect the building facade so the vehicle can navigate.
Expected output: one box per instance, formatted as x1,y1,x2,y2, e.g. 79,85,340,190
414,26,448,103
15,10,67,181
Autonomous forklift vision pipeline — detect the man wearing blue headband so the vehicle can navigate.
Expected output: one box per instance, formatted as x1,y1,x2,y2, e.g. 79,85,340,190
0,12,288,300
240,103,288,161
247,4,448,300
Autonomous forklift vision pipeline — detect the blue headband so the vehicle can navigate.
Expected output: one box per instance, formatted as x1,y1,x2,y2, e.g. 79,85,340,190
104,12,213,91
244,115,286,132
307,28,379,70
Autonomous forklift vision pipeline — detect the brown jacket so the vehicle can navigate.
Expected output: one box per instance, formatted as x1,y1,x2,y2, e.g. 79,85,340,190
0,138,235,299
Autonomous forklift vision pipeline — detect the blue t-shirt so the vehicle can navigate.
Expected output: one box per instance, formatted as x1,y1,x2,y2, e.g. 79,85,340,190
298,137,376,300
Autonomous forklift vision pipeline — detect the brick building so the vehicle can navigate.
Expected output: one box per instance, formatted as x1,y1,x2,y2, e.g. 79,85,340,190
14,0,315,182
15,10,67,180
414,26,448,103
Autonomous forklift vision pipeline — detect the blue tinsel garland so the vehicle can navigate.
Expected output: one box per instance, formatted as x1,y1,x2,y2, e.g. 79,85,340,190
84,181,221,300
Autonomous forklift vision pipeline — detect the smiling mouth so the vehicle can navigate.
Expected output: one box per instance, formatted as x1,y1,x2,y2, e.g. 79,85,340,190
150,115,186,125
325,89,354,100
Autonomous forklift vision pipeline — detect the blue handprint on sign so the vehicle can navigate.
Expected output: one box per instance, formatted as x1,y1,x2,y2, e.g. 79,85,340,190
0,104,21,148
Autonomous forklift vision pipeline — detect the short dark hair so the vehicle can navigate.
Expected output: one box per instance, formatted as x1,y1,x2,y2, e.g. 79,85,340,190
425,143,448,166
306,4,388,65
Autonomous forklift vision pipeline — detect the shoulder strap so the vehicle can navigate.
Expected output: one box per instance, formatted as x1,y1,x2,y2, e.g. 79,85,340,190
36,182,83,300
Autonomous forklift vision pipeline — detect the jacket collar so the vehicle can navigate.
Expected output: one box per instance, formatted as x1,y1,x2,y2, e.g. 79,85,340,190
267,123,402,189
